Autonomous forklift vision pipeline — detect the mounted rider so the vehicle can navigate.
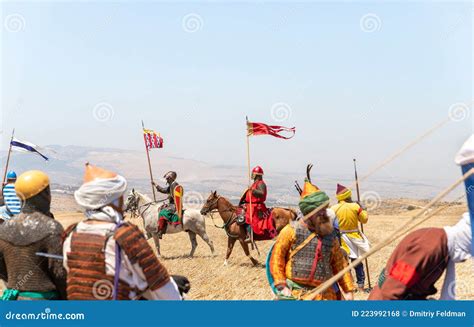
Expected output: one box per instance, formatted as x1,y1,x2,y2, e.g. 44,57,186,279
1,171,22,221
152,171,183,239
239,166,273,241
63,163,182,300
0,170,67,300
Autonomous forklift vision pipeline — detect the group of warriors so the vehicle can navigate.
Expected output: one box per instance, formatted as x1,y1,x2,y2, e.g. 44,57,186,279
0,135,472,301
0,164,188,300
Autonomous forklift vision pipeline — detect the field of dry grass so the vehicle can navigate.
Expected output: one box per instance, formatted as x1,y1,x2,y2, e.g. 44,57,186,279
132,202,473,300
2,197,472,300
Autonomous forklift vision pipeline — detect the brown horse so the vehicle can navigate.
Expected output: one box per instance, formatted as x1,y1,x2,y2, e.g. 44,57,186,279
200,191,297,266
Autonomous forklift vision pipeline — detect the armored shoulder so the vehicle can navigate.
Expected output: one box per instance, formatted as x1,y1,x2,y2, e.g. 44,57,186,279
0,212,63,246
114,223,170,290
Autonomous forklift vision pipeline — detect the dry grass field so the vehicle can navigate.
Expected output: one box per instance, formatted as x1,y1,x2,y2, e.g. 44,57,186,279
1,196,472,300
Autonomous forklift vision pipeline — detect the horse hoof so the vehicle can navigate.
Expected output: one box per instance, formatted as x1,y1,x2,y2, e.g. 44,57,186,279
223,260,228,266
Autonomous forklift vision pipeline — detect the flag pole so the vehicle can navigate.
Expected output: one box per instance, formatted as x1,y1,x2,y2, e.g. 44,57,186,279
353,158,372,290
246,117,254,245
142,121,157,201
2,129,15,188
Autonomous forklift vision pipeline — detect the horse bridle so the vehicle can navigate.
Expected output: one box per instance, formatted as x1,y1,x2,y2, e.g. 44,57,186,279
205,196,241,239
127,194,166,219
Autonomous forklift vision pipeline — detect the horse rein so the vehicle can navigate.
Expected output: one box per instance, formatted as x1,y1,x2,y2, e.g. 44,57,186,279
128,197,167,219
205,197,241,239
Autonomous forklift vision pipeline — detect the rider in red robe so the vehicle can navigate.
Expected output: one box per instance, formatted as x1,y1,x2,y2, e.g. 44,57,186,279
239,166,274,240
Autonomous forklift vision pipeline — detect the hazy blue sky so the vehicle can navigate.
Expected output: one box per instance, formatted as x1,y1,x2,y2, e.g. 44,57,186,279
1,1,472,185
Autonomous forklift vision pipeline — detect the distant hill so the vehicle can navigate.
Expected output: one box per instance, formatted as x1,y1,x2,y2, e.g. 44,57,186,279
1,145,458,206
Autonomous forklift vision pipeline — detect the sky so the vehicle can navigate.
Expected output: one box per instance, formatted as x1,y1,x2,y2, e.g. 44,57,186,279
1,1,473,187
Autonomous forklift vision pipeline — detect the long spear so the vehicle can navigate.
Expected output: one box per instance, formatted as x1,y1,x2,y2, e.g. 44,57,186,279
245,116,254,246
2,129,15,188
142,121,157,201
353,158,372,290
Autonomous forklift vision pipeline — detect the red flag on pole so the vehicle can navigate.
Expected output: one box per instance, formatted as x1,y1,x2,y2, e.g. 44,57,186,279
247,121,295,139
143,129,164,150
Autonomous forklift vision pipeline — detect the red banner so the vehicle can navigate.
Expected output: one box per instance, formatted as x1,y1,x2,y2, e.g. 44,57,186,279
247,122,295,139
143,129,163,150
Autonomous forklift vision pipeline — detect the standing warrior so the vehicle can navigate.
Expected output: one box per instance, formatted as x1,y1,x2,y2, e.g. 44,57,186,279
268,177,354,300
64,163,181,300
152,171,183,239
331,184,370,292
239,166,272,240
0,170,66,300
1,171,22,221
369,135,473,300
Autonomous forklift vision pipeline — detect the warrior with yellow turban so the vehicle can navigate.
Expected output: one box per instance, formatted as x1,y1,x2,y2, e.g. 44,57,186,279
63,163,182,300
331,183,370,292
268,173,354,300
0,170,67,300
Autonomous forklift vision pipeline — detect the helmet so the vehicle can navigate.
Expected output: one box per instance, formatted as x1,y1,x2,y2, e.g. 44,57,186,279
15,170,50,200
6,171,17,180
164,171,177,181
252,166,264,176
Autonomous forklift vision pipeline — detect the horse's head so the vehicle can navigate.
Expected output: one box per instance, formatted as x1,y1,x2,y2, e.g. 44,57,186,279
125,188,139,214
200,191,219,215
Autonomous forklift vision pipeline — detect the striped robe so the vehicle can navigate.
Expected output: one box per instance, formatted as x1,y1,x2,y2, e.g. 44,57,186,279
2,184,21,215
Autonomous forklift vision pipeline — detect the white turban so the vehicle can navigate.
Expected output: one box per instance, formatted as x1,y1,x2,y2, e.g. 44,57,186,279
74,175,127,210
455,134,474,166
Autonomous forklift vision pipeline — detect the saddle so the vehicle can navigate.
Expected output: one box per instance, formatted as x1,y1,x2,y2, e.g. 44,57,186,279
158,203,185,226
236,205,276,240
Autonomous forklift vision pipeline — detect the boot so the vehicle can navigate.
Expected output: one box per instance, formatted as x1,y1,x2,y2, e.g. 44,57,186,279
157,220,168,239
244,225,252,243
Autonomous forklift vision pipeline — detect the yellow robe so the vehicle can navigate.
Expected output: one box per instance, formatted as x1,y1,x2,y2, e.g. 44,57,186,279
269,224,354,300
331,201,369,258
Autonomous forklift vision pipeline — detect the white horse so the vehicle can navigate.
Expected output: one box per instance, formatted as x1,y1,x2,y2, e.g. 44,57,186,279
125,189,215,258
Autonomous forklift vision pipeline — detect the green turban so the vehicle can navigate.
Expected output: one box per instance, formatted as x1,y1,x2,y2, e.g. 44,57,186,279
299,191,330,216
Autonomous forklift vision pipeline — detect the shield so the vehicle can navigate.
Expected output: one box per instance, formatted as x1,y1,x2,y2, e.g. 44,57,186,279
266,244,295,301
173,185,184,220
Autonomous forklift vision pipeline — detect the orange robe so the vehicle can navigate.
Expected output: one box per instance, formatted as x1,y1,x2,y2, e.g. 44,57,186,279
269,223,354,300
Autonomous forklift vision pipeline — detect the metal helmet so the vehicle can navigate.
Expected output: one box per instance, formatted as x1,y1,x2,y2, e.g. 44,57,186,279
6,171,17,180
252,166,264,176
163,171,177,182
15,170,50,200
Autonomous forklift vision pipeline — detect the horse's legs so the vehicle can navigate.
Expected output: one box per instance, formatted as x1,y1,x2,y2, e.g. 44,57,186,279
238,239,259,266
224,238,237,266
152,234,161,258
188,231,198,257
197,231,215,255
